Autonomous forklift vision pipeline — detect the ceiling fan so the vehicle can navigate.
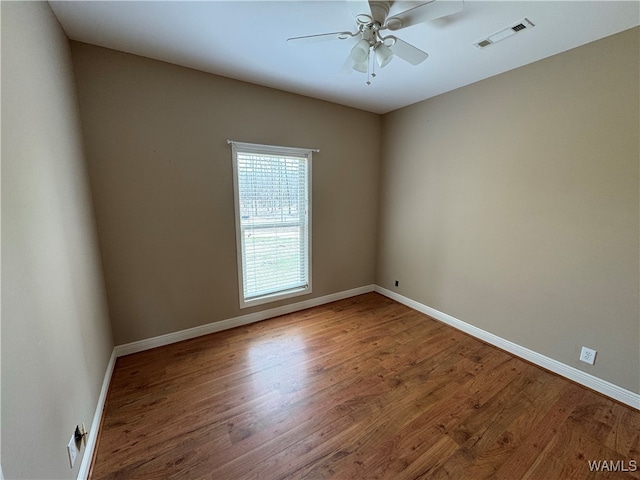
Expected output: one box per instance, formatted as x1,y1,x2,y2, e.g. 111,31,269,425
287,0,463,84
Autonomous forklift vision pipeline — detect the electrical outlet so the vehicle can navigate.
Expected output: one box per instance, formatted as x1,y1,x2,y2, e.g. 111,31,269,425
67,433,78,468
67,424,87,468
394,280,399,287
579,346,597,365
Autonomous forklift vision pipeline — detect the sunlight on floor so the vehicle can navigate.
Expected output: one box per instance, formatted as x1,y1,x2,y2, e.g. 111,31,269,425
247,332,308,395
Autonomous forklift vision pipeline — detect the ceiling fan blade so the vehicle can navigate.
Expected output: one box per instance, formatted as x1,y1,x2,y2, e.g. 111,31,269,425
388,37,429,65
346,0,373,23
287,32,355,45
385,0,463,31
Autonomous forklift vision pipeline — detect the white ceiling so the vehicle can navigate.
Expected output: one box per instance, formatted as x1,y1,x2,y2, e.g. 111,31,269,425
49,0,640,114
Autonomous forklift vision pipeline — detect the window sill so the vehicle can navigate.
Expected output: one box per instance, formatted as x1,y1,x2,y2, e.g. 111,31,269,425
240,285,311,309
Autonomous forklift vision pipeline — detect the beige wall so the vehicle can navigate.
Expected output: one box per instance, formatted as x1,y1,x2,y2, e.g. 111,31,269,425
377,27,640,393
70,43,381,345
1,2,114,478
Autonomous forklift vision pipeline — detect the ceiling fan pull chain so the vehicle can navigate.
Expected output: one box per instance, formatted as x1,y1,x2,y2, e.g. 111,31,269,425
371,48,377,78
366,48,372,85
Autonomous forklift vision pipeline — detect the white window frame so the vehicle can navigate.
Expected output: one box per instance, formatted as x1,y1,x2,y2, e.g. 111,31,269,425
230,140,314,309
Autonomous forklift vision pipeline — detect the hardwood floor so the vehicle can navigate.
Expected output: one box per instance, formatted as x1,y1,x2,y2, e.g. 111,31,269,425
90,293,640,479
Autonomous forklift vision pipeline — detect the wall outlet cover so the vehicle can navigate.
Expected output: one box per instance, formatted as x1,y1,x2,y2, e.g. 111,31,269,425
67,434,78,468
579,346,597,365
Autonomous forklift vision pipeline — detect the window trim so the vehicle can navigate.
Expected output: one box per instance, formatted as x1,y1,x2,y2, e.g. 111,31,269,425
230,140,314,309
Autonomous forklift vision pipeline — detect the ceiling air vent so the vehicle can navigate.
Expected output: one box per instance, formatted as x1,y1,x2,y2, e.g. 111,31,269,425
474,18,535,49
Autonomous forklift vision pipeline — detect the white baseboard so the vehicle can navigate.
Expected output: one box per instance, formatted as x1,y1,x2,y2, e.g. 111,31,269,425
77,349,117,480
114,285,375,357
375,286,640,410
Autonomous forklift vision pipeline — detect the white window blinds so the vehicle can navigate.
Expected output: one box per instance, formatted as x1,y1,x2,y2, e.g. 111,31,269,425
230,141,314,307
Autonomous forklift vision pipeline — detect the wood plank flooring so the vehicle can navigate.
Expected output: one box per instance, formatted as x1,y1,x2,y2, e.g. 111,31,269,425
90,293,640,479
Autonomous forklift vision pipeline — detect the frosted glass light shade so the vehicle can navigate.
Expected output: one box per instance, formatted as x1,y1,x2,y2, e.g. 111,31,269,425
350,39,370,64
375,43,393,67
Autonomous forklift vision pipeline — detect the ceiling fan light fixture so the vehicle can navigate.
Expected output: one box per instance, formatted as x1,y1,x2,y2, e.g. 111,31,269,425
375,43,393,67
350,38,370,64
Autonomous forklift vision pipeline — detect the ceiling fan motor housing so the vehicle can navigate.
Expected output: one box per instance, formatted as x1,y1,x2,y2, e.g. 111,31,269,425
369,1,391,26
358,1,391,48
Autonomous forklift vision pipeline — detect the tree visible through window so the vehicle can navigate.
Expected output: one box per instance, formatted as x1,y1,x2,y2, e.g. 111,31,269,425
230,141,313,308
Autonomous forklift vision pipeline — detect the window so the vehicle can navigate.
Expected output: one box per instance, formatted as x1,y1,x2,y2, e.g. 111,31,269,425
230,141,313,308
